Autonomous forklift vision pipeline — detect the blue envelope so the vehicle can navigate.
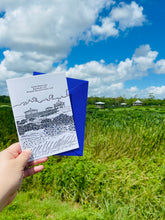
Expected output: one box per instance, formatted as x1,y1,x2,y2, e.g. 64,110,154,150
33,72,88,156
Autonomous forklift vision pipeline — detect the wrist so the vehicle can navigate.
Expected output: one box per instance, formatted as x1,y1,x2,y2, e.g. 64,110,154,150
0,183,11,211
0,192,7,211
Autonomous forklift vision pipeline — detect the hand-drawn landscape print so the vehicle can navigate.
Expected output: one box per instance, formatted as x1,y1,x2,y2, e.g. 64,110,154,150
7,73,79,161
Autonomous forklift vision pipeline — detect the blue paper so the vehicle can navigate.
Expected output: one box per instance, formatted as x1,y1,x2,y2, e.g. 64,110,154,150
33,72,88,156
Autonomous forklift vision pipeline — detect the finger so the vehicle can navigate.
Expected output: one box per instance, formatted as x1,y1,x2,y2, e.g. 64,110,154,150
4,143,22,159
27,157,48,167
24,165,44,178
16,149,32,168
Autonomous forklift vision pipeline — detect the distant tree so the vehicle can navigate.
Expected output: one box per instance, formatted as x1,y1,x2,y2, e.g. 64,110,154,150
87,96,165,107
134,94,138,99
148,93,155,100
162,99,165,106
114,96,125,106
126,98,136,106
0,96,10,103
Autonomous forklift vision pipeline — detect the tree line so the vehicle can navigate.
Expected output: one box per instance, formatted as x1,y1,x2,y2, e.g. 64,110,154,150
0,95,10,104
87,96,165,107
1,95,165,107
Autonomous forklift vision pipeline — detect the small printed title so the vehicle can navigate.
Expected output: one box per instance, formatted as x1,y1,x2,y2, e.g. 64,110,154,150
27,84,53,93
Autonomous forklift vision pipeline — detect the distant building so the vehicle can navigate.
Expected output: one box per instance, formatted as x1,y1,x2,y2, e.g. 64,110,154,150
133,100,143,106
25,108,38,119
24,100,65,120
121,103,127,106
54,100,65,109
95,102,105,109
45,107,53,111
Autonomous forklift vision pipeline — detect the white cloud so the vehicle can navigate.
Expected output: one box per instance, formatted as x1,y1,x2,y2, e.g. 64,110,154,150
3,50,54,73
89,1,146,40
0,0,115,90
57,44,163,98
91,18,118,39
0,0,26,10
88,82,124,97
133,44,158,72
0,1,160,98
0,0,147,85
65,44,158,87
94,85,165,99
0,0,115,58
87,83,165,99
145,85,165,96
0,59,18,81
110,1,146,30
155,59,165,74
0,81,8,95
126,86,165,99
1,41,165,98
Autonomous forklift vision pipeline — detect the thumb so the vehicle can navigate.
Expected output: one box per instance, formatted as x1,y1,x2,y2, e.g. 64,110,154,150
16,149,32,168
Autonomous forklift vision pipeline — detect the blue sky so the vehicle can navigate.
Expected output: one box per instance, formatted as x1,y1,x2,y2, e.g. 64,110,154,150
0,0,165,98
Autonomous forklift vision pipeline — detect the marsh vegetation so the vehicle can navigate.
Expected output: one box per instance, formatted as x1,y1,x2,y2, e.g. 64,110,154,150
0,97,164,219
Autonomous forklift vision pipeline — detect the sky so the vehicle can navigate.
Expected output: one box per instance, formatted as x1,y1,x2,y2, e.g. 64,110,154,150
0,0,165,98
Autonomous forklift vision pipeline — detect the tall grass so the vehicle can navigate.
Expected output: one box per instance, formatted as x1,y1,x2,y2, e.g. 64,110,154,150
85,108,165,161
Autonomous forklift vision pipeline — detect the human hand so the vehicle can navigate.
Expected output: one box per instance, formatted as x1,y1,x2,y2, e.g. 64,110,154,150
0,142,48,211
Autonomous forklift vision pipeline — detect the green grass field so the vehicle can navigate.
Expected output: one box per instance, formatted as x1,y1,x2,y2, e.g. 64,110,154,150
0,106,165,219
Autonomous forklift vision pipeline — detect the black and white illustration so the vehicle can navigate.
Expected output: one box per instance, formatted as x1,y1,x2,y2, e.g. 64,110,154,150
7,73,79,161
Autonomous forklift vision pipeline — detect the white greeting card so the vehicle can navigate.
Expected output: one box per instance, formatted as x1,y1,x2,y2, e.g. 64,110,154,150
7,73,79,161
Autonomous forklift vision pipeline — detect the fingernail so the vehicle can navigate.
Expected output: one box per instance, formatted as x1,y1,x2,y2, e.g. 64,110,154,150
24,149,32,156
